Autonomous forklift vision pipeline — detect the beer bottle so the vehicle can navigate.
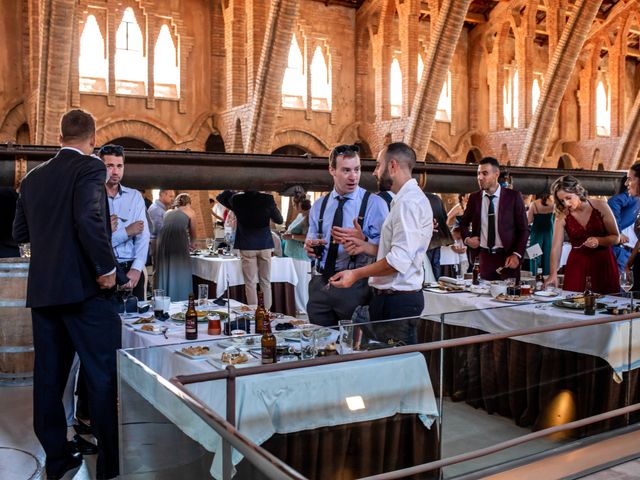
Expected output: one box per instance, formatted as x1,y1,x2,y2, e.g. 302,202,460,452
261,312,277,364
535,267,544,292
583,276,596,316
472,260,481,285
254,290,267,334
185,294,198,340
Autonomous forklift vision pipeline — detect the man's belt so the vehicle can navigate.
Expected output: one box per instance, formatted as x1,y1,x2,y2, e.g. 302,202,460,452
479,247,507,255
373,287,421,296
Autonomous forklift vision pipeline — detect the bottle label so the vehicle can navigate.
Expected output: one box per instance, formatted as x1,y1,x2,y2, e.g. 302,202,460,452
262,346,276,364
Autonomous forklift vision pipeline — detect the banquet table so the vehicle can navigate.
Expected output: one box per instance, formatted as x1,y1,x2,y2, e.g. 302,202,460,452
119,337,440,479
419,289,640,433
190,255,301,316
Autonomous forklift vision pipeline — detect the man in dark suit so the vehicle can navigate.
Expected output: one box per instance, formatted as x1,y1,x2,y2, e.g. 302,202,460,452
13,109,120,480
458,157,529,281
425,192,453,280
220,190,283,310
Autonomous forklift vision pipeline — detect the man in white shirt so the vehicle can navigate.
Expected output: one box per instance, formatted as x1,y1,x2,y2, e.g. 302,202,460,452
330,142,433,343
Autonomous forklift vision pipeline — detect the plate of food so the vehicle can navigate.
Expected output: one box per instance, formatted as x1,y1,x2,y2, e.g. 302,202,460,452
553,298,606,310
171,310,221,323
207,347,259,368
134,324,167,335
232,305,256,314
175,345,213,360
494,293,534,303
131,316,156,325
533,290,559,298
469,285,491,295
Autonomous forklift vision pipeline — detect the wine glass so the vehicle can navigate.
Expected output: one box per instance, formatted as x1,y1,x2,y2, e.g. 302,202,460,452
224,232,233,255
118,285,134,315
205,237,214,253
620,271,634,310
309,233,326,276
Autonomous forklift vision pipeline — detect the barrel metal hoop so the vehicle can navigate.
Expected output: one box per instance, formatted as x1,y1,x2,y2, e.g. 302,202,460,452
0,371,33,379
0,346,34,353
0,300,27,307
0,264,29,270
0,271,28,277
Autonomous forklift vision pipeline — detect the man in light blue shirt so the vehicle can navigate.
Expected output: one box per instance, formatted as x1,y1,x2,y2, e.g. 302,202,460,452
304,144,388,326
99,144,150,302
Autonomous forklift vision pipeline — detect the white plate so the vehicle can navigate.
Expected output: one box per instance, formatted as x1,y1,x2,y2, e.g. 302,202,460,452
207,352,260,369
424,287,464,294
133,325,166,335
493,296,534,304
175,347,214,360
533,290,559,297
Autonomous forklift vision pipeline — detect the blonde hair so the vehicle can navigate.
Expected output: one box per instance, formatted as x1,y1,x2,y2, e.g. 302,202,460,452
173,193,191,208
551,175,587,214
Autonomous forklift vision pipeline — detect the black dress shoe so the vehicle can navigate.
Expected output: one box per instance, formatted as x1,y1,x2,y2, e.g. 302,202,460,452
46,451,82,480
70,434,98,455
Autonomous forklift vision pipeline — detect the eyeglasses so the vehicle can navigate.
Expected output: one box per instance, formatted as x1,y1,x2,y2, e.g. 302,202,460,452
98,144,124,156
332,144,360,156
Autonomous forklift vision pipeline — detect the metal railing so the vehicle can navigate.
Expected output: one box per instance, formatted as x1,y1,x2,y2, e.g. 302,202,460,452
162,311,640,480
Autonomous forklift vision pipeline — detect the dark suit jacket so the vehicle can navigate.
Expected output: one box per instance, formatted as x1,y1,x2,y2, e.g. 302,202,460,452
458,188,530,258
228,191,283,250
13,149,117,308
425,192,453,250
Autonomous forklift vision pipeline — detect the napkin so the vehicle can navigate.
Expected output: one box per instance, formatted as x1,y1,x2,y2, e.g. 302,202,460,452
438,276,465,286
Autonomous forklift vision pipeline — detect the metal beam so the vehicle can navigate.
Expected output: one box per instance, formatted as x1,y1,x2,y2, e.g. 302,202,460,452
0,144,623,196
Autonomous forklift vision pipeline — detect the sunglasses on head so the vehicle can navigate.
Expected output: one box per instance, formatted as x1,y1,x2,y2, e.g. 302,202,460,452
333,144,360,156
98,144,124,156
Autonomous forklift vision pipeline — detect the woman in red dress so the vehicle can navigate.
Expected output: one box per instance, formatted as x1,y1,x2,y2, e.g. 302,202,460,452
545,175,620,294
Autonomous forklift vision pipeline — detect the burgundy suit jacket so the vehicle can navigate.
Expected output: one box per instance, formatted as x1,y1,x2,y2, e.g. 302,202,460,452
458,188,530,258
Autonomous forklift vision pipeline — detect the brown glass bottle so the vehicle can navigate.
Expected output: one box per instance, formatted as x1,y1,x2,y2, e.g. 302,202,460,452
583,276,596,316
185,294,198,340
254,290,267,334
472,260,480,285
261,313,276,364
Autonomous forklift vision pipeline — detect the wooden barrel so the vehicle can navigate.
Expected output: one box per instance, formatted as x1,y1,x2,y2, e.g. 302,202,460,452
0,257,33,386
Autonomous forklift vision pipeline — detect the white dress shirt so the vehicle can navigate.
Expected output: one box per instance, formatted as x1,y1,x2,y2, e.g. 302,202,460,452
480,185,504,250
369,179,433,291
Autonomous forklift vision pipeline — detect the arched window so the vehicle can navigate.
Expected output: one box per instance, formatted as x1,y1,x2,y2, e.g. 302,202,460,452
436,70,452,122
503,65,519,129
596,79,611,136
390,58,402,118
310,46,331,111
531,77,541,113
79,15,107,93
115,7,147,95
282,36,306,109
417,54,424,83
154,25,179,98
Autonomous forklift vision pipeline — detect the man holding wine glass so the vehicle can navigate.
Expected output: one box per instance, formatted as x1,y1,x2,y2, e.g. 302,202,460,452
99,144,150,305
304,144,388,327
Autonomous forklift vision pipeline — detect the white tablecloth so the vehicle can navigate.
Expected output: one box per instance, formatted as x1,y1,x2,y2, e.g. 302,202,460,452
120,344,438,480
190,255,299,297
422,290,640,375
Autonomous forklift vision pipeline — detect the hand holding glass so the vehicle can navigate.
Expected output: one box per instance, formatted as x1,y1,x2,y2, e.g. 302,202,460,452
309,233,326,276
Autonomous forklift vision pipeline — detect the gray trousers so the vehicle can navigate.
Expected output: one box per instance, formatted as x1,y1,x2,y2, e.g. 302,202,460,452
307,275,371,327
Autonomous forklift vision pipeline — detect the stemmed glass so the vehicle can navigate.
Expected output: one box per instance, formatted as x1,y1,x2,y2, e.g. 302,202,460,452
118,285,134,315
205,237,214,254
620,271,634,311
224,232,233,255
309,233,326,276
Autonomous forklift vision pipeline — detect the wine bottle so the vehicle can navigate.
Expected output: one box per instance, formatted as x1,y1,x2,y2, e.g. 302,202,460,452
185,294,198,340
472,260,480,286
254,290,267,334
583,276,595,316
261,312,276,364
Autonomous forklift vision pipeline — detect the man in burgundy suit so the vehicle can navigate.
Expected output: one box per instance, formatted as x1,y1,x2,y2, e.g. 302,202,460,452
458,157,529,281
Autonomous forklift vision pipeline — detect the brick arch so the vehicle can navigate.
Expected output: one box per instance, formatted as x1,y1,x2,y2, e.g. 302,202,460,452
425,139,452,163
96,120,176,150
0,102,28,142
188,116,222,150
621,11,640,56
272,129,330,156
